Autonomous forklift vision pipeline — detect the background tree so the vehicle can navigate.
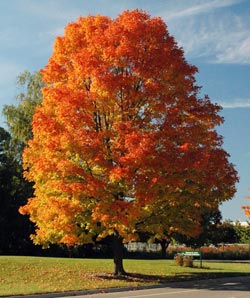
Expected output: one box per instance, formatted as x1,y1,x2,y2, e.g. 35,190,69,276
20,10,238,275
0,127,34,254
173,209,230,248
216,221,239,244
234,221,250,244
3,71,44,161
0,71,43,255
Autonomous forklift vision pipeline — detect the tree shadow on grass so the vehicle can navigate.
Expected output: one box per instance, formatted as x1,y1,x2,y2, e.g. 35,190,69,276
93,271,250,294
95,272,165,283
95,271,250,285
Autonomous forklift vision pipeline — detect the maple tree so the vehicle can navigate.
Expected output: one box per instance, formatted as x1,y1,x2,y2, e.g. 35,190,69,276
20,10,238,275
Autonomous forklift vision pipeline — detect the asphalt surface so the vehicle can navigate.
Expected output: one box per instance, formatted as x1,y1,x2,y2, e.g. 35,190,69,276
19,275,249,298
63,276,250,298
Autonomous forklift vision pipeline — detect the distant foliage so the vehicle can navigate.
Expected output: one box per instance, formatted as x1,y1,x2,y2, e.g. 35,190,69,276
0,71,43,255
168,244,250,260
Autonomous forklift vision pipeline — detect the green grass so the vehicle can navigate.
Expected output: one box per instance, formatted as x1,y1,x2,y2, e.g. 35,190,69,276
1,256,250,297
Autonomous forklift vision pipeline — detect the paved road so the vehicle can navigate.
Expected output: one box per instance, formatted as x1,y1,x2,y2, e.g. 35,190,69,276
61,276,250,298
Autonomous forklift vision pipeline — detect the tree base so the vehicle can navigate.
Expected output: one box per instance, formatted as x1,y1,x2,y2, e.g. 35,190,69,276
113,231,126,276
114,268,127,276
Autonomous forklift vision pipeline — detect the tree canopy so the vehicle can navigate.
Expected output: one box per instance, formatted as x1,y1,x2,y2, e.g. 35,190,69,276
19,10,238,275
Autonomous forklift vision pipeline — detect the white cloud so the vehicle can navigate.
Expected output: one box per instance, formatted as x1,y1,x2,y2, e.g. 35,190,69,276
166,6,250,65
219,98,250,108
163,0,243,20
216,35,250,64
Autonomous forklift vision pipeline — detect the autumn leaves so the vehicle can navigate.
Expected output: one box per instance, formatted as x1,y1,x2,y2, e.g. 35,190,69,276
20,10,238,275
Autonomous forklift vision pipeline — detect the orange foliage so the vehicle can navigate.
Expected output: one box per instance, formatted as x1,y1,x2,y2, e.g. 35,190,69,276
20,10,238,248
243,208,250,217
242,193,250,217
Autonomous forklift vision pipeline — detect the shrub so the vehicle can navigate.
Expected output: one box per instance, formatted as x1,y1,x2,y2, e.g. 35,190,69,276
174,254,194,267
174,253,184,266
183,256,193,267
168,244,250,260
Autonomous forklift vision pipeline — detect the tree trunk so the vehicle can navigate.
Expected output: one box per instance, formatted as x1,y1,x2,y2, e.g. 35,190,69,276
160,239,170,258
113,231,126,276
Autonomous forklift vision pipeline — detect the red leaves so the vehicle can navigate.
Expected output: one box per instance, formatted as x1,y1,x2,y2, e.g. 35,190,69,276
179,142,189,151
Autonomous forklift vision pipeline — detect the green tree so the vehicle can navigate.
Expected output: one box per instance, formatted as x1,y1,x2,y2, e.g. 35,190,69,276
2,71,43,161
0,127,34,254
0,71,43,254
234,221,250,244
216,221,239,244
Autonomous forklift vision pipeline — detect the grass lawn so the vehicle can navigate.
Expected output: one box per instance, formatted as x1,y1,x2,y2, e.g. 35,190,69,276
1,256,250,297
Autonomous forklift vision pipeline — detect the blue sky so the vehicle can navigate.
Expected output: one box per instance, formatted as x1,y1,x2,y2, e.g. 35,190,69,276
0,0,249,221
